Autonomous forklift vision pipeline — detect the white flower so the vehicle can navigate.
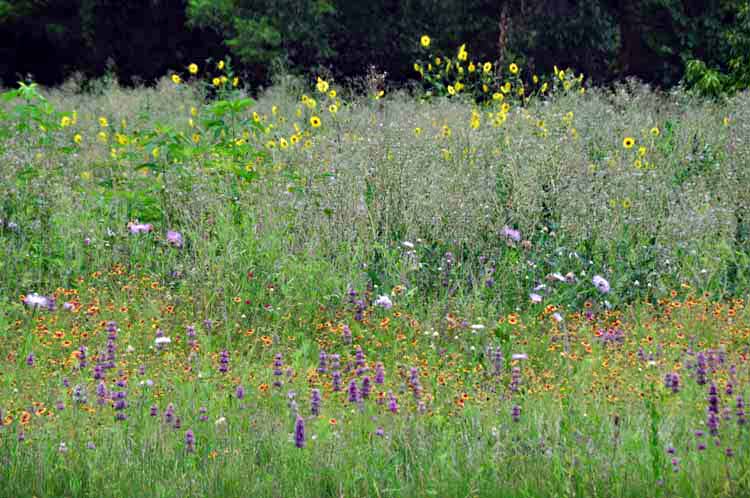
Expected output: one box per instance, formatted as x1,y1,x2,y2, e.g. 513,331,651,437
470,324,485,330
529,293,543,304
552,312,563,323
154,337,171,345
402,241,415,249
215,417,228,433
511,353,528,360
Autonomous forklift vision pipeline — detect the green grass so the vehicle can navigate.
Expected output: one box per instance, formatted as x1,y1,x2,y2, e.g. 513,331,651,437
0,67,750,497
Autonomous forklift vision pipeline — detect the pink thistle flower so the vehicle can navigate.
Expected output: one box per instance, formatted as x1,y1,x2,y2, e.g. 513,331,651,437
127,222,153,234
166,230,183,248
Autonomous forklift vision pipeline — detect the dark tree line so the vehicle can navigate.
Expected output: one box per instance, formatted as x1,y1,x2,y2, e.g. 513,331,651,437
2,0,748,93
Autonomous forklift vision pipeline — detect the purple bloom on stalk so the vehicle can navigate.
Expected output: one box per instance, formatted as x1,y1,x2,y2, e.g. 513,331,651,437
235,385,245,400
387,391,398,414
707,412,720,436
511,405,521,422
86,441,96,450
737,395,746,426
166,230,183,248
272,353,283,387
348,380,359,403
342,324,352,344
409,367,423,400
164,403,175,424
375,427,385,437
317,350,327,374
185,429,195,453
361,376,372,399
294,416,305,448
375,362,385,384
695,352,708,385
592,275,610,294
311,388,321,416
219,350,230,374
332,371,342,392
25,353,35,367
150,405,159,417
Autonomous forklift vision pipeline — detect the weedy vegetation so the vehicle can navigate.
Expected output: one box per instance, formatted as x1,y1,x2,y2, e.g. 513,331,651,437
1,38,750,498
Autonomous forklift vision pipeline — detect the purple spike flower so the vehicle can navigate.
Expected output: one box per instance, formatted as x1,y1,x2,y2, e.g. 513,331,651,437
219,350,229,374
511,405,521,422
235,385,245,400
342,324,352,343
185,429,195,452
164,403,175,424
355,346,365,368
348,379,359,403
272,353,283,387
25,353,35,367
374,362,385,384
332,371,342,392
664,372,680,393
294,416,305,448
695,352,708,385
317,350,327,374
311,388,321,416
388,391,399,414
361,376,371,399
736,395,746,426
409,367,423,400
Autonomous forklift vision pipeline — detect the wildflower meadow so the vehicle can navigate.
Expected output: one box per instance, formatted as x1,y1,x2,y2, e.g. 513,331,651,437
2,39,750,498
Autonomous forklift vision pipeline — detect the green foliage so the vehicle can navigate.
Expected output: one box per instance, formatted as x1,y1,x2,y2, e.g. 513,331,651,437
187,0,336,81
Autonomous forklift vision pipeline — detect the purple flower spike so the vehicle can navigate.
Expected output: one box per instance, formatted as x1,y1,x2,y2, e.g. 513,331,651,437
294,416,305,448
387,391,399,414
235,385,245,400
348,380,359,403
185,429,195,453
311,388,321,416
361,376,371,399
511,405,521,422
375,362,385,384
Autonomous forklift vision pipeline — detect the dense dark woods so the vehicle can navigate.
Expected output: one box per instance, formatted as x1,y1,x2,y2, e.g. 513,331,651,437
1,0,749,93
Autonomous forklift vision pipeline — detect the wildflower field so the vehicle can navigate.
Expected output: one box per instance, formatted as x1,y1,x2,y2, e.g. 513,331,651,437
2,42,750,498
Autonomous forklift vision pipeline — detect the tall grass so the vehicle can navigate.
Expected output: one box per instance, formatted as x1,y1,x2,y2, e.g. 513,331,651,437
0,68,749,497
